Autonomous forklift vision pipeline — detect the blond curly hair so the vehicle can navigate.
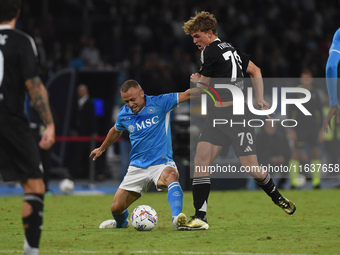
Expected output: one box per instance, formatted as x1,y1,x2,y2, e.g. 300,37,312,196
182,11,218,35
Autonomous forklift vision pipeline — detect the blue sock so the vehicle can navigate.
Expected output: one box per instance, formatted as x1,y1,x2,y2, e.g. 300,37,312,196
167,181,183,218
112,209,129,228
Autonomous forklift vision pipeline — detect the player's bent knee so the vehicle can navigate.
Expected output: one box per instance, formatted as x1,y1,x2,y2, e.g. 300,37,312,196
161,167,179,185
167,169,179,179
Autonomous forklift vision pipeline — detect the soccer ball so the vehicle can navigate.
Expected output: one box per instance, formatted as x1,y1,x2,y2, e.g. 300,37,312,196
130,205,158,231
59,179,74,194
296,174,307,187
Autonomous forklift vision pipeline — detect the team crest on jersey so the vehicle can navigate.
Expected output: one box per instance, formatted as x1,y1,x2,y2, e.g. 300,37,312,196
128,124,135,133
147,107,155,114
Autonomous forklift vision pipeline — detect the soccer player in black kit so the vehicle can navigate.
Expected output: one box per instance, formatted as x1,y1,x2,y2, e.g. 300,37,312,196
179,11,296,230
0,0,55,254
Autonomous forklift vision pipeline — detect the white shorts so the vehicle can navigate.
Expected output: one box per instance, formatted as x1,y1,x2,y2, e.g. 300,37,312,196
119,162,178,195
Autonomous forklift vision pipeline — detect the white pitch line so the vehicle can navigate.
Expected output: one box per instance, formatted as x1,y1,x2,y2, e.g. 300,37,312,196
0,251,23,254
132,251,312,255
0,251,114,254
0,250,312,255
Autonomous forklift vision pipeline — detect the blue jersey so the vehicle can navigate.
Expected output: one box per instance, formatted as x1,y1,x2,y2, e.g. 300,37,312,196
115,93,178,168
326,28,340,106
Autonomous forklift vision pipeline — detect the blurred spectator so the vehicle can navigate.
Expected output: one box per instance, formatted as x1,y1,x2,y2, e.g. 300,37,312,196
47,41,64,72
68,44,85,69
288,69,323,189
98,25,125,66
40,13,56,50
17,0,340,84
80,37,101,67
68,84,97,179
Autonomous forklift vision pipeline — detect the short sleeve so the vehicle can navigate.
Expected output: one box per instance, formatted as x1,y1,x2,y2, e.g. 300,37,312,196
153,93,178,112
236,48,250,72
198,46,217,77
326,51,340,106
19,35,39,80
115,108,126,131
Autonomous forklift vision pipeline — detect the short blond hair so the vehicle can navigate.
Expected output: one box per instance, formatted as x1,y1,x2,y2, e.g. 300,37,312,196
121,79,142,93
182,11,218,35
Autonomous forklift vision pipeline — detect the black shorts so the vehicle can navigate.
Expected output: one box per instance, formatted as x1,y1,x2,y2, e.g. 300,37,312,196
198,105,257,157
0,113,42,182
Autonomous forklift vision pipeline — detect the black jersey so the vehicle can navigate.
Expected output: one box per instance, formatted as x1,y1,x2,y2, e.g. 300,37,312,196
0,25,42,182
0,25,39,120
198,39,250,101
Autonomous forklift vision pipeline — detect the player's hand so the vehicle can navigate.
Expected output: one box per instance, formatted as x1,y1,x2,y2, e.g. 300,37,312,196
89,148,104,161
39,124,55,150
323,105,340,133
190,73,201,84
256,98,269,110
256,98,273,118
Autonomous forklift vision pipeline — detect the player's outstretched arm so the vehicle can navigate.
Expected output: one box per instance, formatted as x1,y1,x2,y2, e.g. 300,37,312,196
246,61,270,112
178,88,202,103
90,125,123,161
323,105,340,133
326,51,340,107
25,76,55,150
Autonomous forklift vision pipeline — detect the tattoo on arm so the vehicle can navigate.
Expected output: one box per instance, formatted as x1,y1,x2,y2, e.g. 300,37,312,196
27,76,54,125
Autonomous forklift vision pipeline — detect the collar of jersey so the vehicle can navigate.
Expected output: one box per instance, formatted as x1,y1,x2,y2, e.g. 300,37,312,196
0,25,12,30
204,38,221,50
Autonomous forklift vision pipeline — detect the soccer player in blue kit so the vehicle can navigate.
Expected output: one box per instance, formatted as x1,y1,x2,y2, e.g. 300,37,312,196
323,27,340,133
90,79,191,230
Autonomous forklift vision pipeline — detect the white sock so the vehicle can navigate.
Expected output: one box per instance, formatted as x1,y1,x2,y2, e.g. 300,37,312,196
24,238,39,255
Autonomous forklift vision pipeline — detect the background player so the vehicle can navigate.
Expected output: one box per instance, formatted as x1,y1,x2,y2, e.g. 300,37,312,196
180,11,296,230
288,69,323,189
324,27,340,133
0,0,55,254
90,79,191,230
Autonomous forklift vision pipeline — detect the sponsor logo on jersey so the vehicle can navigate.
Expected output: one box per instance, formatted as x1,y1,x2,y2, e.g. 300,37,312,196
128,116,160,133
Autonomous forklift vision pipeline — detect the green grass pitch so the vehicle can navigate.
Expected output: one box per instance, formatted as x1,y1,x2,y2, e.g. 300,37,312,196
0,189,340,255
